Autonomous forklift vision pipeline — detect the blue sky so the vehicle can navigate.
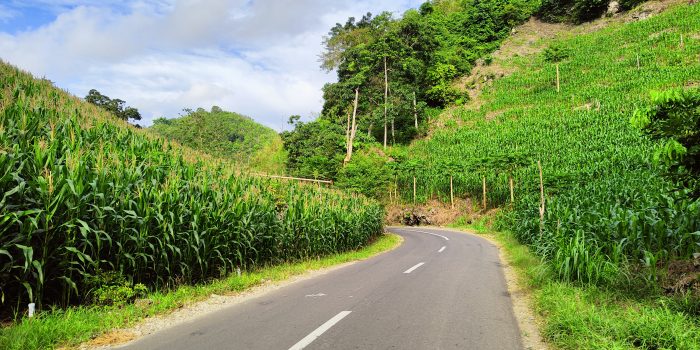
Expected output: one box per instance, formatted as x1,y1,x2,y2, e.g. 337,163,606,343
0,0,422,130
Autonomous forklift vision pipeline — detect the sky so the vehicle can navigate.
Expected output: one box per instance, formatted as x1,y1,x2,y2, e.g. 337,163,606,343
0,0,423,130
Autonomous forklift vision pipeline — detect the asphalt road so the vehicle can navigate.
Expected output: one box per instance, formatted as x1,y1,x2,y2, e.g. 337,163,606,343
121,227,522,350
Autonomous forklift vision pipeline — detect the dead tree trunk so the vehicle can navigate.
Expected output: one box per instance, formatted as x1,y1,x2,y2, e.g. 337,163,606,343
344,88,359,165
345,107,351,146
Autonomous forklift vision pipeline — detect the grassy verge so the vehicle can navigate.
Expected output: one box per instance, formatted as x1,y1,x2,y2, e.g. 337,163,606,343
0,233,402,350
449,221,700,350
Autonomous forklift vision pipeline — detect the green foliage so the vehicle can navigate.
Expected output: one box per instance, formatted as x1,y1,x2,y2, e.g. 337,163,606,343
150,108,286,174
336,150,393,198
281,119,347,179
0,61,385,315
543,44,572,63
86,271,147,306
538,0,648,23
632,88,700,179
314,0,540,149
402,4,700,283
84,89,141,122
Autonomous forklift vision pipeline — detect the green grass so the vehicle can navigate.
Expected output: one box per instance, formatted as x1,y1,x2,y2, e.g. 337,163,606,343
0,233,401,350
449,221,700,349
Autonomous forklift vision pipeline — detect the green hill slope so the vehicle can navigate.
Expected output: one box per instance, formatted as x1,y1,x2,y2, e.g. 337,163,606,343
397,2,699,280
150,109,286,174
0,61,383,315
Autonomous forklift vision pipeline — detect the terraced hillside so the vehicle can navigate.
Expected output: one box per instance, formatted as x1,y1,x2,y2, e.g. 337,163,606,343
396,1,700,282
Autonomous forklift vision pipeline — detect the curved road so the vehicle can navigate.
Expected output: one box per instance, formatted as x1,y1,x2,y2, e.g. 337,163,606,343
121,227,522,350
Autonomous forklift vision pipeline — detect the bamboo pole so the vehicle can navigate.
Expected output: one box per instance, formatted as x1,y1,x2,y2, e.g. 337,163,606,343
482,175,487,210
413,91,418,130
251,173,333,185
538,160,545,237
509,174,515,204
450,175,454,209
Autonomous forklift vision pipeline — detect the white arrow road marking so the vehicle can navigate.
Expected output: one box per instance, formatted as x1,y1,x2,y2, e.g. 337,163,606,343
403,262,425,274
288,311,352,350
305,293,327,298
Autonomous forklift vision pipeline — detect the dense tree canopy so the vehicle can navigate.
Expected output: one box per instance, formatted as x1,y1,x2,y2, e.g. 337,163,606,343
283,0,538,179
84,89,142,122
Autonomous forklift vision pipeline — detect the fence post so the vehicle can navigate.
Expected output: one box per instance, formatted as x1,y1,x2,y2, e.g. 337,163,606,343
450,175,454,209
538,160,545,237
482,175,487,210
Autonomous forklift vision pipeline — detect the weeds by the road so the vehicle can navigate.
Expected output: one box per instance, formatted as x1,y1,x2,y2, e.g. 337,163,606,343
450,222,700,349
0,233,402,350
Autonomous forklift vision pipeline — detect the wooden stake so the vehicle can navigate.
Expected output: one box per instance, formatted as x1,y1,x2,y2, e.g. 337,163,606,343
636,54,640,70
509,174,515,204
556,64,560,93
538,160,545,237
482,175,487,210
450,175,454,209
413,91,418,130
680,34,685,49
413,176,417,204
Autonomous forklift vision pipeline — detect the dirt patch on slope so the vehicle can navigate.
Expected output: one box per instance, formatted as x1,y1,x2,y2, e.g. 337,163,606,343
386,198,476,226
456,18,570,106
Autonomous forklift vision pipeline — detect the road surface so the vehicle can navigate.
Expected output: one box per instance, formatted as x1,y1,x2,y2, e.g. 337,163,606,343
121,226,522,350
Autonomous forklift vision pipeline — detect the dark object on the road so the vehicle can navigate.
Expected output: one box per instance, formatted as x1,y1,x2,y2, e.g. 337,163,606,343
403,211,431,226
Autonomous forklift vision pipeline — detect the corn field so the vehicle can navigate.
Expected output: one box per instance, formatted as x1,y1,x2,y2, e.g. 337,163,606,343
0,62,384,312
392,4,700,283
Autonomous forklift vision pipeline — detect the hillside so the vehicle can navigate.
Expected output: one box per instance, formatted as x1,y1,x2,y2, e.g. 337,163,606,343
0,60,383,320
150,109,286,174
397,0,700,279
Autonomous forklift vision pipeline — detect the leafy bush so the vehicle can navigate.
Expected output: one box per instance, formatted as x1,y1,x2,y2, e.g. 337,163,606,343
537,0,647,23
86,272,147,306
336,151,392,198
543,44,573,63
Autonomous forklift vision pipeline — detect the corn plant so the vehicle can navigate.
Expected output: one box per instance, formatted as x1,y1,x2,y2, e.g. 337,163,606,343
0,62,384,315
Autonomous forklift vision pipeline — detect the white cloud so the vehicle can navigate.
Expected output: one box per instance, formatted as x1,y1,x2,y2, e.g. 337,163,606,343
0,4,20,22
0,0,423,130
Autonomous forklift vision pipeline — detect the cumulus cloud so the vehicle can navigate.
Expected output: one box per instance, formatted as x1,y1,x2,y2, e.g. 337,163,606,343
0,0,423,130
